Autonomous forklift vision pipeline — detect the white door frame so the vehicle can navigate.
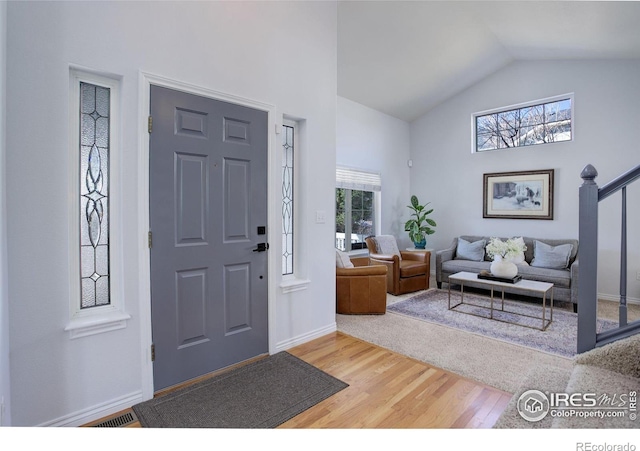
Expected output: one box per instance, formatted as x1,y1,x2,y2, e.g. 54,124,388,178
137,72,278,400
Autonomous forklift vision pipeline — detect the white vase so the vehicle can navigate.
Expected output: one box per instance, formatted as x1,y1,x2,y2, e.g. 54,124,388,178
490,255,518,279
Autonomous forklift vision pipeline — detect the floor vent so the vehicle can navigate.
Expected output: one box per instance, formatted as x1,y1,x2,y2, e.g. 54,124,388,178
93,411,138,428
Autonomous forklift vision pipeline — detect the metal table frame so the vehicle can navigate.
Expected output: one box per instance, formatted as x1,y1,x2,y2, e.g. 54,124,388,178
447,271,554,331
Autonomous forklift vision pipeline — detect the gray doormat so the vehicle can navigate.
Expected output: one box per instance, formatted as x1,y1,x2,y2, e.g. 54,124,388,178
132,351,348,428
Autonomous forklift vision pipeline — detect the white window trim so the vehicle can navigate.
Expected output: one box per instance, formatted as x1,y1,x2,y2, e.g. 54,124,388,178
65,67,129,339
471,93,574,154
279,117,310,293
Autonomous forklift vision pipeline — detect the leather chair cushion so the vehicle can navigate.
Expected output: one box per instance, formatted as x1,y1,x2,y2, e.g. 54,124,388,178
399,260,427,278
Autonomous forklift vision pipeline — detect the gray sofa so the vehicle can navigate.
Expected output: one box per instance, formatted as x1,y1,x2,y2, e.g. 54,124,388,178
436,235,579,310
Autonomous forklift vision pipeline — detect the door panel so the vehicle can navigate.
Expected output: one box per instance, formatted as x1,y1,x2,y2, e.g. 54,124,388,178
175,152,208,245
224,158,250,241
224,263,251,334
176,268,208,348
149,85,268,391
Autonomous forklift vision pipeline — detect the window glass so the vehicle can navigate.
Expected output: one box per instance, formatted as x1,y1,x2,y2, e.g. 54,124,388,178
281,124,294,275
474,97,572,152
79,82,111,309
335,188,374,251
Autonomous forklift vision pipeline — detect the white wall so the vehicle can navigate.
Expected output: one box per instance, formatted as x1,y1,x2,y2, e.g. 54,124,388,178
0,0,11,427
410,59,640,301
337,96,412,248
6,1,337,426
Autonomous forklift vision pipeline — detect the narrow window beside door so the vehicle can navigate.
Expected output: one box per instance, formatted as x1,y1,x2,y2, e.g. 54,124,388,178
79,82,111,308
282,124,294,275
279,119,310,293
66,68,129,339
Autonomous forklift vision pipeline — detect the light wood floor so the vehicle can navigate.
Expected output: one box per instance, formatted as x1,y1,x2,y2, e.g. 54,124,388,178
84,331,511,429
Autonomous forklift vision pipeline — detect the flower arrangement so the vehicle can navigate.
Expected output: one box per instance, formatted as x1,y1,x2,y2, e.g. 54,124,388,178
485,237,527,260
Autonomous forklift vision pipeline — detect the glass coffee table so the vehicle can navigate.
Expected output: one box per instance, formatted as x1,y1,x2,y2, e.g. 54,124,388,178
447,271,554,331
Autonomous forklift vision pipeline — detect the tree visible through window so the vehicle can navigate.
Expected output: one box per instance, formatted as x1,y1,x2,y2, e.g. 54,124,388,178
335,188,374,251
335,167,380,252
475,97,572,152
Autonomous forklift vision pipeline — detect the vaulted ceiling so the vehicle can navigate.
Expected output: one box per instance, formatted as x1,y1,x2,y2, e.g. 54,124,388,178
337,1,640,122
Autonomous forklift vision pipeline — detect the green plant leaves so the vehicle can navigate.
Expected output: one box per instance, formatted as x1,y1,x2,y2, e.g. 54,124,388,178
406,195,437,243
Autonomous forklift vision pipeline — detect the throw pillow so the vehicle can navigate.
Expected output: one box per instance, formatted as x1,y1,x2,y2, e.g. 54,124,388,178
373,235,402,259
335,249,354,268
454,238,486,262
531,240,573,269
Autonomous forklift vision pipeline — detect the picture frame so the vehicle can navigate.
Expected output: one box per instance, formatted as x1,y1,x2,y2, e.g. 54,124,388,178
483,169,554,220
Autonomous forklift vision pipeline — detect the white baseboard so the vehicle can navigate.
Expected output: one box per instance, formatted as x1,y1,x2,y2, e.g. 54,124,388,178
275,322,337,353
38,390,143,427
598,292,640,305
37,322,337,427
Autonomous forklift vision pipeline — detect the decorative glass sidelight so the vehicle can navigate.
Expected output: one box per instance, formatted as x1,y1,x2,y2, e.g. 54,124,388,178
282,124,294,275
79,82,111,308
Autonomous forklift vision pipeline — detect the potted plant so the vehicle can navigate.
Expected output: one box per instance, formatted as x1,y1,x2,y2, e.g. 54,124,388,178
404,195,436,249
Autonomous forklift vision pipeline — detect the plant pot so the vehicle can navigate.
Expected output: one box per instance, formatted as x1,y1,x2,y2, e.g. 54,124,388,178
413,238,427,249
490,255,518,279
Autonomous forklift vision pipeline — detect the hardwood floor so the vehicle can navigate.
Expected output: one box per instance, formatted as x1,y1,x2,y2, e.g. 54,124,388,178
280,332,511,428
84,331,511,429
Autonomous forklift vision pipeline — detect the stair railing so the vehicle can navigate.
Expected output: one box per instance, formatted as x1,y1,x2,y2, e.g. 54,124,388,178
577,163,640,353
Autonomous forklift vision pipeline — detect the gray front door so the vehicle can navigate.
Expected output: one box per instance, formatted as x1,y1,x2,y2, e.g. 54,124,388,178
149,85,269,391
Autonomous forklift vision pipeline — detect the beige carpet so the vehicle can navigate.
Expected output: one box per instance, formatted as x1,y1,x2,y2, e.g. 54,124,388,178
495,333,640,429
337,287,639,394
336,289,574,393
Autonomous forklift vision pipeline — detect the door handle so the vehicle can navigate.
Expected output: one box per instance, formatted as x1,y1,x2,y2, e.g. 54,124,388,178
253,242,269,252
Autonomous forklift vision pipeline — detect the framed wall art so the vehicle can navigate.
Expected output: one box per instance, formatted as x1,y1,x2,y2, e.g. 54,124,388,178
483,169,554,220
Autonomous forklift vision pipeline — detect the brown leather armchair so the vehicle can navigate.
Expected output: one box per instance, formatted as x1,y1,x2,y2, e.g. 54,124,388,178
336,256,388,314
365,235,430,296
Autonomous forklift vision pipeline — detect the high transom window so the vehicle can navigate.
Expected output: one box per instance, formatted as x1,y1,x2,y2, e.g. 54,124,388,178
474,95,573,152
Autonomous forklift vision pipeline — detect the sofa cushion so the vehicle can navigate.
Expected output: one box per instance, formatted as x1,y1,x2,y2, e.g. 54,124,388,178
335,249,354,268
517,265,571,288
442,260,491,275
531,240,573,269
442,260,571,288
455,238,486,262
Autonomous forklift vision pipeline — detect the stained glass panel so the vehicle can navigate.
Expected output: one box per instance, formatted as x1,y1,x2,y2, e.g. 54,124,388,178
282,125,294,275
79,82,111,309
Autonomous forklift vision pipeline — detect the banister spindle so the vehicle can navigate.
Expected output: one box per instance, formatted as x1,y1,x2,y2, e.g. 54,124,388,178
620,187,628,327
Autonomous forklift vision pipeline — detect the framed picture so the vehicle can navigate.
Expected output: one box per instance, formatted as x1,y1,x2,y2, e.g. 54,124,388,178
483,169,554,220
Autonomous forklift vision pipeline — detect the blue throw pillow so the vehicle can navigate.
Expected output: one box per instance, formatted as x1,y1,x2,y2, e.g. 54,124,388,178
531,240,573,269
454,238,486,262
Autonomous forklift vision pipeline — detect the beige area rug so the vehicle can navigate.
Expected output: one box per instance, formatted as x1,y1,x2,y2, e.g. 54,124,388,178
336,289,575,393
